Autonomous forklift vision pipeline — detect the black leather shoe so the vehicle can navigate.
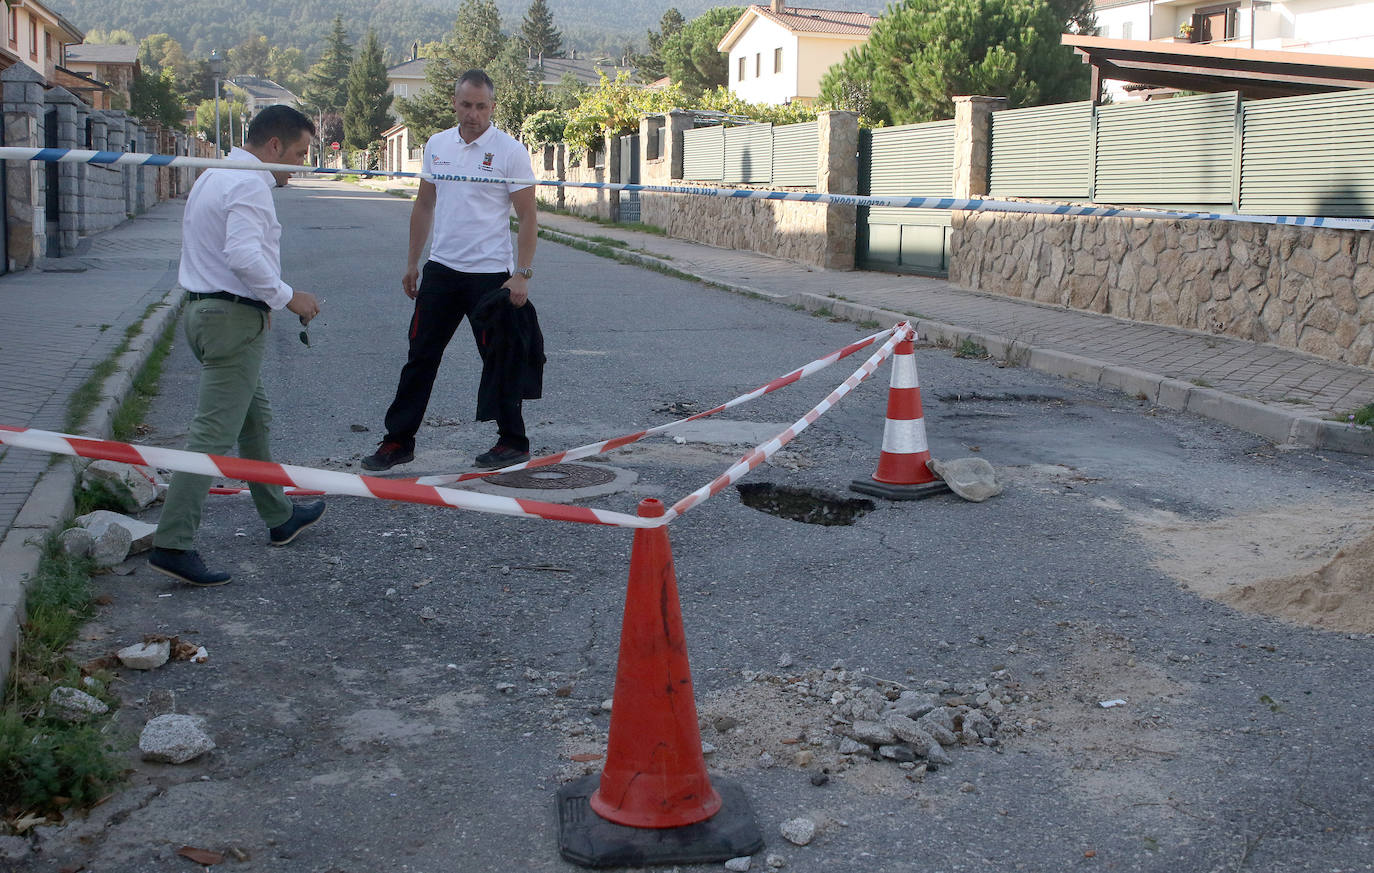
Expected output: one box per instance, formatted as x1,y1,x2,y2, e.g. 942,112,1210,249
361,440,414,471
148,548,231,587
269,500,327,546
474,444,530,469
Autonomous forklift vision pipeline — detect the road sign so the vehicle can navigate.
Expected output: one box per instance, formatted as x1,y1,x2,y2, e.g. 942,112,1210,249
330,141,340,151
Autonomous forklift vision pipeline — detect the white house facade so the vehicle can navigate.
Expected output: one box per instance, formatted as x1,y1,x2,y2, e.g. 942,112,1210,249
719,2,875,105
1093,0,1374,55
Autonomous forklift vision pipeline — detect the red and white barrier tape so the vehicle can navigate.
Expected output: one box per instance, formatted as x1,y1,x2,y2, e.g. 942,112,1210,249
0,322,914,527
0,425,655,529
664,323,913,521
192,326,895,495
412,326,897,487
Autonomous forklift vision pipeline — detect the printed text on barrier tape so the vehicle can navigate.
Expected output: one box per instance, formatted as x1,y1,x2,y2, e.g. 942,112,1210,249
3,147,1370,231
186,326,896,496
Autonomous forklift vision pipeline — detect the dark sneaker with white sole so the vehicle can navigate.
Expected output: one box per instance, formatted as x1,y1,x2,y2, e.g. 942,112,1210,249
474,444,530,469
361,440,414,471
269,500,327,546
148,548,231,587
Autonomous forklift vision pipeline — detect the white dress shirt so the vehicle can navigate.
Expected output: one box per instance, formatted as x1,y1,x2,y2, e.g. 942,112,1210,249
424,124,534,274
178,147,293,310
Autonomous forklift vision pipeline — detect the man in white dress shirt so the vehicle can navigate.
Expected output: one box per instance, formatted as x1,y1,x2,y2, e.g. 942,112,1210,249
149,105,325,587
362,68,539,473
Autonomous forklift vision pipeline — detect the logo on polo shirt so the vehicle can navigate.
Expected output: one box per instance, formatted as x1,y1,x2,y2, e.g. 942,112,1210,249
479,152,495,172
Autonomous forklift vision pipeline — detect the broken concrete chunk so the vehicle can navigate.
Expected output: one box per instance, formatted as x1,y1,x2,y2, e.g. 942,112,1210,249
139,714,215,763
118,639,170,670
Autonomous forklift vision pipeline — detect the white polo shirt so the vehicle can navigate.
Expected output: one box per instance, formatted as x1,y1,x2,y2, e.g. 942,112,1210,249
179,146,293,309
424,123,534,274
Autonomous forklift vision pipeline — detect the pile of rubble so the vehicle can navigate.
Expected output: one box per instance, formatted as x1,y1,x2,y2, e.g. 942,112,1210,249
743,662,1029,774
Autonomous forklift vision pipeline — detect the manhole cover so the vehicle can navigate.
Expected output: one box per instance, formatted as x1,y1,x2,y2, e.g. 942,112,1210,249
485,463,617,490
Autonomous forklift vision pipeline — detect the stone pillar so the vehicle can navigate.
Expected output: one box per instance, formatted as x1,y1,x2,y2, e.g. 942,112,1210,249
604,132,621,222
663,110,695,181
3,64,46,270
952,95,1006,198
49,88,82,255
818,110,860,271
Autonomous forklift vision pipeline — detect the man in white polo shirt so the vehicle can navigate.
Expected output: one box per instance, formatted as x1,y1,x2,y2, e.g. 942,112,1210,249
363,68,539,472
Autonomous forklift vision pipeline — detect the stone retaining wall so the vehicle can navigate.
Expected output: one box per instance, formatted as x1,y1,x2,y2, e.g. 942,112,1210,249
950,211,1374,368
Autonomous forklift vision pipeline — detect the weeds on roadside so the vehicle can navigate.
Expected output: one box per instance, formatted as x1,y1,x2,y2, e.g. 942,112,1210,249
111,317,176,441
535,203,669,237
1341,402,1373,427
955,339,989,359
0,536,122,821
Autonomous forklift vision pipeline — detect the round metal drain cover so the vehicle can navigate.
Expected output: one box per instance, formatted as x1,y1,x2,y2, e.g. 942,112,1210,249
486,463,617,490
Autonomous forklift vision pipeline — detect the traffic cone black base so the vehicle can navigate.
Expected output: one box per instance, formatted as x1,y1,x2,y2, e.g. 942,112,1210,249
557,774,763,868
850,476,951,501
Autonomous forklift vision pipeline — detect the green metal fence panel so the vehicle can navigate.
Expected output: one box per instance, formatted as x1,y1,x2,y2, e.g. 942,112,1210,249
861,119,955,274
988,101,1093,199
1095,91,1238,206
724,123,773,185
1241,88,1374,217
682,125,724,182
771,121,818,187
867,119,954,225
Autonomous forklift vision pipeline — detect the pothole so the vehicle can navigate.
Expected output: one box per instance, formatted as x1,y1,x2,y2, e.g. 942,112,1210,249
937,392,1068,404
736,483,875,526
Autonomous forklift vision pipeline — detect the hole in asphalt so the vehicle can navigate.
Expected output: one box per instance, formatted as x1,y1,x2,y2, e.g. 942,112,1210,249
936,392,1068,404
735,483,875,526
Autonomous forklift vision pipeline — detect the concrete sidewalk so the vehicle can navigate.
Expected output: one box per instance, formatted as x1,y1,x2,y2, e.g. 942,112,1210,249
0,199,187,676
533,210,1374,456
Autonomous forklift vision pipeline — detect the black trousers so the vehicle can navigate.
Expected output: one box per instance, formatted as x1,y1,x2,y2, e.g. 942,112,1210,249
382,261,528,452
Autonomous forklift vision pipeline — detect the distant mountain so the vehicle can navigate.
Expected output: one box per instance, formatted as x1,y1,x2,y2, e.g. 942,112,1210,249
47,1,891,62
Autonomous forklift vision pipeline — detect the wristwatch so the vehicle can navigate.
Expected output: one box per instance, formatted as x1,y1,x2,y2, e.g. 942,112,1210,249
515,266,534,279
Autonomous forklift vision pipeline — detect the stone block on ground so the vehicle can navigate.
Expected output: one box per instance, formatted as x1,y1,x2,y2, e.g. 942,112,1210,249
81,460,159,511
118,639,170,670
139,713,214,763
48,686,109,722
75,509,157,554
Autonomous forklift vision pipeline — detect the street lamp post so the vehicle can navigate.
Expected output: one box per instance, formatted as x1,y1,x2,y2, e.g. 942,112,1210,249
208,50,227,155
241,112,248,147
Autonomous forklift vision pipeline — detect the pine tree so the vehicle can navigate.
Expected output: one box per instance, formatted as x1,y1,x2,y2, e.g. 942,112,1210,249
395,0,506,145
521,0,563,59
632,8,685,83
302,16,353,117
344,31,394,151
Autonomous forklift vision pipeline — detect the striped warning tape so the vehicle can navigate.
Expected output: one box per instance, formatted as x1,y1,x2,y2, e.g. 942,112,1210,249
0,325,911,527
411,327,897,487
3,146,1371,230
0,425,656,529
664,323,912,522
182,327,895,496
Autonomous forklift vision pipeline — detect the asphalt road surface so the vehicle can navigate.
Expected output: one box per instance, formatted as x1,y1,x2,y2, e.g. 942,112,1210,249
23,180,1374,873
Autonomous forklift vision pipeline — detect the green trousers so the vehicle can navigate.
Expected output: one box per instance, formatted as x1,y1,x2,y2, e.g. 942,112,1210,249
154,298,293,550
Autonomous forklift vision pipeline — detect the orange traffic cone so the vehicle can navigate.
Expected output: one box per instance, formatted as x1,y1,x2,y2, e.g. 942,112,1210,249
557,498,762,867
851,329,951,500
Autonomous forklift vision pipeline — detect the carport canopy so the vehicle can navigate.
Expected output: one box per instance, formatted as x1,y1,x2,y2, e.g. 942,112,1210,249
1062,34,1374,102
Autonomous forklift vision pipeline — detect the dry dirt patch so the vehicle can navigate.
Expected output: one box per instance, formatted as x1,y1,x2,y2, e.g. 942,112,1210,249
1129,499,1374,633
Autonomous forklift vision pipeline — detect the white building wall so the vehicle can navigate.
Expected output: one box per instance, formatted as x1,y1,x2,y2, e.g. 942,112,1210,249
795,35,863,103
728,17,799,105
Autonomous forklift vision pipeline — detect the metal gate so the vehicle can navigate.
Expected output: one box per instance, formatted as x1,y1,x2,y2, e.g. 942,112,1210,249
44,107,59,258
619,134,640,223
857,120,955,275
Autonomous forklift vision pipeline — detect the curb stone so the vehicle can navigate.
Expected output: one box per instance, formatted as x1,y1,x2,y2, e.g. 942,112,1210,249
538,226,1371,456
0,287,185,683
